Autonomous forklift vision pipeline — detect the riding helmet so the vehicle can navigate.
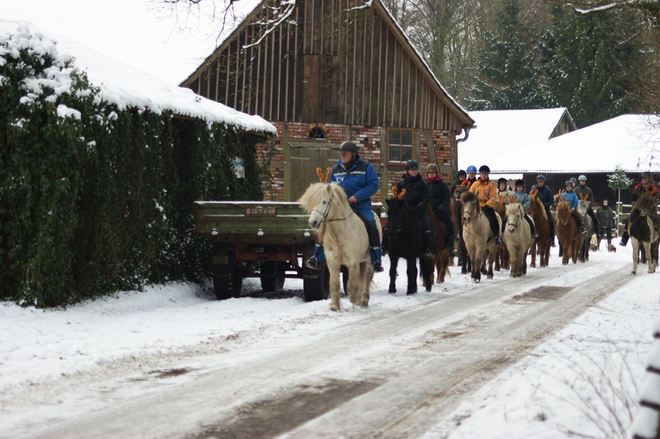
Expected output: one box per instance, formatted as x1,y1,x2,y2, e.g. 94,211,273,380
405,160,419,170
515,179,525,187
570,177,577,185
339,141,358,153
565,180,573,187
642,172,651,179
578,174,587,181
466,165,477,173
427,163,439,173
457,169,466,178
536,175,546,182
478,165,490,173
497,177,507,185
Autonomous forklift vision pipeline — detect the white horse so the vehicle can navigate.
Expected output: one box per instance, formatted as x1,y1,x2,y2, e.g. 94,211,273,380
460,190,501,282
503,202,534,277
298,182,380,311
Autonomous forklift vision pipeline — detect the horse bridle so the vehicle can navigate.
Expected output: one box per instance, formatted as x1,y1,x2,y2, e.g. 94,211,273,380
507,215,522,230
312,190,353,224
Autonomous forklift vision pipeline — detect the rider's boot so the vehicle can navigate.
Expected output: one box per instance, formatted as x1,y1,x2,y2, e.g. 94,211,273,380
305,244,324,270
371,247,384,272
620,231,629,247
424,230,435,259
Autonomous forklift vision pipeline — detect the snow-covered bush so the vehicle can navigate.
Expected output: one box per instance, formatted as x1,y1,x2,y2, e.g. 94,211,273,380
0,27,270,307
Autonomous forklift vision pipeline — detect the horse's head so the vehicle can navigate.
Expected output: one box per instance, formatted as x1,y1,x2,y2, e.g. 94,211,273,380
631,194,656,217
527,192,547,221
504,202,524,234
460,190,480,225
298,182,349,230
556,200,571,226
577,199,590,216
386,187,408,238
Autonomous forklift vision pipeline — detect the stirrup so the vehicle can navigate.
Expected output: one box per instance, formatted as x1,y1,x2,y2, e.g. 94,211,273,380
580,227,587,235
305,256,321,270
531,232,538,239
373,261,384,272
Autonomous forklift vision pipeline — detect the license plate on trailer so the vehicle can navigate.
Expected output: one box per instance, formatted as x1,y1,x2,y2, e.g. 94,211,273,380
245,207,277,216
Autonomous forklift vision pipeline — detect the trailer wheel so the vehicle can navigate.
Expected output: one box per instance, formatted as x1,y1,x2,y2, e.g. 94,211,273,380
261,261,286,292
303,263,330,302
213,263,242,300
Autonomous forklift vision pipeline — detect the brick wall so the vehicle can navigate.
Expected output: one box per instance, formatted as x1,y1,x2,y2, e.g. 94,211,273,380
256,123,456,201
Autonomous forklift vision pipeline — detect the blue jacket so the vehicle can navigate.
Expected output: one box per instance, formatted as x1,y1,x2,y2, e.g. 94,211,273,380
330,155,379,221
511,190,530,211
560,190,578,210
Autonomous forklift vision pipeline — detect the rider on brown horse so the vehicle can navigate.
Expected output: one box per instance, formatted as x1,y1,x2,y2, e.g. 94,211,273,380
426,163,455,257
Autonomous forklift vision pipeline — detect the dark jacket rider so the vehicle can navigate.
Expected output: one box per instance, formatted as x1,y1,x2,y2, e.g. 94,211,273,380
396,160,436,258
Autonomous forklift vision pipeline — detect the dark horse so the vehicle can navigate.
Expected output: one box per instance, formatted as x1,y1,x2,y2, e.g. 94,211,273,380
629,194,660,274
452,185,472,275
386,188,434,295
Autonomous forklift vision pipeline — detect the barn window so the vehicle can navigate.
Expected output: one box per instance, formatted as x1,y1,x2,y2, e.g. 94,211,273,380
309,127,326,139
387,128,413,163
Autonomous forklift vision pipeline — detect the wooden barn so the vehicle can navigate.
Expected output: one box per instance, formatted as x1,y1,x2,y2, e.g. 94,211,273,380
181,0,474,201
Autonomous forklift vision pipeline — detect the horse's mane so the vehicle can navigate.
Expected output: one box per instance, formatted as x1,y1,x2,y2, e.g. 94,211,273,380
529,193,548,222
460,190,481,213
505,202,524,217
298,182,349,214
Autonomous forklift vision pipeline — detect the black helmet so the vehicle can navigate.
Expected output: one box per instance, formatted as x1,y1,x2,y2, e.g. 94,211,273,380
570,177,577,185
457,169,466,178
497,177,507,185
479,165,490,173
515,179,524,187
339,141,358,153
405,160,419,170
536,175,546,182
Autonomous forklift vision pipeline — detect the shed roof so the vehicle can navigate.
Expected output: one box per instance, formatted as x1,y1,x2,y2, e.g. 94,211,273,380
487,114,660,174
458,108,573,172
0,18,276,134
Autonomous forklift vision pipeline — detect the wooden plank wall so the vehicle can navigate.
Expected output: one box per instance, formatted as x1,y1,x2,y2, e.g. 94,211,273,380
187,0,463,132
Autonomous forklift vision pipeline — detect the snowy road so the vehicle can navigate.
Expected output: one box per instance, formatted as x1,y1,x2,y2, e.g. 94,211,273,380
1,253,637,439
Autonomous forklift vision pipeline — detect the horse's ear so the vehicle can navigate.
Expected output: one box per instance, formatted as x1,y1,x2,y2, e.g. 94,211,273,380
326,167,331,183
316,168,324,183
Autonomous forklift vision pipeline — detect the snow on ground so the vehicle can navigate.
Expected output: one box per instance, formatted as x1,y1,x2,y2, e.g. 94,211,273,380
0,243,657,438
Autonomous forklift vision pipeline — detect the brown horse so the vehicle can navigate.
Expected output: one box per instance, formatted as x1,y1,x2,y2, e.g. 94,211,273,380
427,206,451,284
494,195,510,271
460,190,501,282
452,185,471,275
628,194,660,274
555,199,582,264
528,190,552,267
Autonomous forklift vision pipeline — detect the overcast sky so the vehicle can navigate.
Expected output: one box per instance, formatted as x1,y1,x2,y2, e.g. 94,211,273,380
1,0,225,85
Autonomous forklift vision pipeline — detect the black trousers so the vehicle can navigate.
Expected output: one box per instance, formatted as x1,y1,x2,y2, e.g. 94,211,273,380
482,206,500,239
355,212,381,251
571,210,583,228
599,226,612,244
435,208,454,240
524,214,537,236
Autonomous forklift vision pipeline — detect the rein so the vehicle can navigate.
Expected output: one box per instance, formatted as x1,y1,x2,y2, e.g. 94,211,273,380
312,190,354,224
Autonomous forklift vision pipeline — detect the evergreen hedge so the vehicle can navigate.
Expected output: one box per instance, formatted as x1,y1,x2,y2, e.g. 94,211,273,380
0,31,272,307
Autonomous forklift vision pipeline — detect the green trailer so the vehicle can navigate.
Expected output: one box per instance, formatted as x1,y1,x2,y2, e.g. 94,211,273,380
194,201,330,302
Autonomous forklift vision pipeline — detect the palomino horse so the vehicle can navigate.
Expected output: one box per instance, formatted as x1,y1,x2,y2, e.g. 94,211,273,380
503,201,534,277
555,199,582,264
298,179,380,311
528,190,552,267
494,195,510,271
386,188,434,294
428,205,451,284
576,197,595,263
452,185,471,275
628,194,660,274
460,190,501,282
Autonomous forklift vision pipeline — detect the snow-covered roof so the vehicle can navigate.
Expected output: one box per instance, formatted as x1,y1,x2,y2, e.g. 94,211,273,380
458,108,573,172
0,18,276,134
486,114,660,174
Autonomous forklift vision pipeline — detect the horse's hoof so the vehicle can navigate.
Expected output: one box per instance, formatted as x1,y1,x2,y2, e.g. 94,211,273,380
487,275,493,279
631,271,636,275
426,285,432,292
406,291,416,295
389,289,396,294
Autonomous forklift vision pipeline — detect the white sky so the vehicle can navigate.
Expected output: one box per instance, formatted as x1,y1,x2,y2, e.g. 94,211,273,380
1,0,225,85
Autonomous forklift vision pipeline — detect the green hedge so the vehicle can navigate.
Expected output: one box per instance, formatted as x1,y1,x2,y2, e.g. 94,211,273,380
0,33,271,307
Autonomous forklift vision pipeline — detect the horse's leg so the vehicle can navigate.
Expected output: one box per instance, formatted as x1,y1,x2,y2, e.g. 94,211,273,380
530,242,537,268
406,257,418,295
472,247,482,282
487,249,495,279
327,262,342,311
389,256,398,293
360,261,372,307
632,238,639,275
423,258,433,292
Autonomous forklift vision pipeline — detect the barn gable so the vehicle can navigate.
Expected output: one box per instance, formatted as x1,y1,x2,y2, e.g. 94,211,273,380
182,0,474,200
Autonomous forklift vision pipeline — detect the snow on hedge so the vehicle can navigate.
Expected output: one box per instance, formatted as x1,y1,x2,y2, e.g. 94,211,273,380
0,19,276,134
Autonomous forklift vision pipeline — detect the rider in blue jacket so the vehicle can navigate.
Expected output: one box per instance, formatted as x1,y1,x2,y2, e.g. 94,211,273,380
305,141,383,272
560,180,587,234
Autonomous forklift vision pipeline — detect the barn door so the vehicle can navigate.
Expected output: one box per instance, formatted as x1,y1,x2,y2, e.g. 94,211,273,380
289,142,340,201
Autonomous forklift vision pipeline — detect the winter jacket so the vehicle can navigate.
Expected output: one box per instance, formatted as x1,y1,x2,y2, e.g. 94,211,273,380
469,178,497,208
535,185,554,209
330,154,379,221
396,172,429,213
461,177,477,189
559,190,578,210
498,188,514,204
574,184,594,204
510,190,530,211
426,175,451,213
596,205,615,228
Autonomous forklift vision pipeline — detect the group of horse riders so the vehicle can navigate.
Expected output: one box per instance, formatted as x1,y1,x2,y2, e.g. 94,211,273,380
304,140,654,274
